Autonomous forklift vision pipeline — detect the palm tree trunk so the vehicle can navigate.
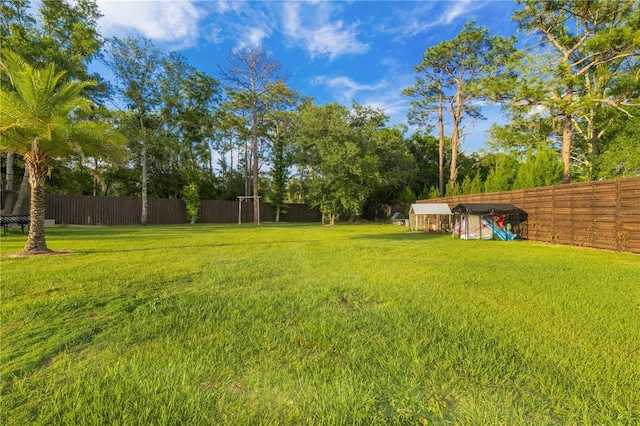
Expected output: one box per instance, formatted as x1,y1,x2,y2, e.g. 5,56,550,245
22,157,50,255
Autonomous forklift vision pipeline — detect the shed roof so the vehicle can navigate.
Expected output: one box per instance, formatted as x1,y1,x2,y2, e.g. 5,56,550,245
451,203,526,215
410,203,452,215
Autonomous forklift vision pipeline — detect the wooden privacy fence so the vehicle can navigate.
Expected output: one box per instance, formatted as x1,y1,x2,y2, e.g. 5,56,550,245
421,176,640,254
44,195,321,226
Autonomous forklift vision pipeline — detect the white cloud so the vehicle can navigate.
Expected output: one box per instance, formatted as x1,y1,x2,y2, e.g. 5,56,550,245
390,0,482,39
310,60,418,128
234,26,271,50
310,73,411,130
248,27,269,46
96,0,203,47
282,3,369,60
213,0,244,14
442,0,472,24
201,1,273,49
359,77,415,128
312,75,385,103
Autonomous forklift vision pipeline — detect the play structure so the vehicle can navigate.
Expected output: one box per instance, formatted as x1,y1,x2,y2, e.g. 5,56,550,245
452,203,527,241
409,203,452,232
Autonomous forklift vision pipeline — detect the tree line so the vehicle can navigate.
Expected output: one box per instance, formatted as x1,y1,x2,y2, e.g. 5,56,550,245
1,0,638,253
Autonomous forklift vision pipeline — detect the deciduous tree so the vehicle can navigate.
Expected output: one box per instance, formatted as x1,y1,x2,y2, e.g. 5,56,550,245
296,102,381,224
105,37,163,225
219,46,288,224
264,82,299,221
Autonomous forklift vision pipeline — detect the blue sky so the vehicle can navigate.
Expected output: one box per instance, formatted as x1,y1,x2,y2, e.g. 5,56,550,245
94,0,521,152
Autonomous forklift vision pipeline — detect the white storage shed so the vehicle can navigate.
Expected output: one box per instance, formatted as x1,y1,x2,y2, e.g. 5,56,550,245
409,203,452,232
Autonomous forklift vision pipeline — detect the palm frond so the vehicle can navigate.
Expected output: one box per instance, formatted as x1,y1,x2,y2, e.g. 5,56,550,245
1,49,120,163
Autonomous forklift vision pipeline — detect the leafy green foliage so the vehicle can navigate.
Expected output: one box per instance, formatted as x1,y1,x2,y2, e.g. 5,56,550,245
296,102,386,222
405,132,441,197
368,126,418,205
182,182,200,224
512,146,563,190
0,0,106,100
594,115,640,178
484,154,520,193
460,173,483,194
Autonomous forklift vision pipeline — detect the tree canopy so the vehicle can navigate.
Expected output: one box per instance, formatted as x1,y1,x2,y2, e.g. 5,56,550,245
1,0,638,231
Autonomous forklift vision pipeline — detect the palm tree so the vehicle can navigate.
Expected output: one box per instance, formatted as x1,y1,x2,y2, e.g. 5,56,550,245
0,50,124,255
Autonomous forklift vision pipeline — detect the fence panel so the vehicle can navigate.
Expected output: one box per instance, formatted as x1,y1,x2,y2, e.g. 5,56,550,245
422,176,640,254
200,200,238,223
45,195,321,226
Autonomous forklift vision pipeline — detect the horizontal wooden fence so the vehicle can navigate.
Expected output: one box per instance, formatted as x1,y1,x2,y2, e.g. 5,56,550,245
421,176,640,254
44,195,322,226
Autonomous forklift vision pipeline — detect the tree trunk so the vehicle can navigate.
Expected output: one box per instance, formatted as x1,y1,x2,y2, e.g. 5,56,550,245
141,143,148,225
139,112,149,225
438,91,445,197
244,137,250,197
449,123,460,190
252,112,260,225
449,90,462,190
561,113,572,184
21,156,51,255
561,83,573,184
275,205,280,223
6,152,14,190
298,166,305,203
11,168,30,215
3,152,15,212
92,158,102,197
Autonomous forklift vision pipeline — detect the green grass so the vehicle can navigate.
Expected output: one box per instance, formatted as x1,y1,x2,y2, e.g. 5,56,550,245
1,224,639,425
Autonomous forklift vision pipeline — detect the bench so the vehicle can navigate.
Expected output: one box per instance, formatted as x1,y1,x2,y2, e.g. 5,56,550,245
0,214,30,234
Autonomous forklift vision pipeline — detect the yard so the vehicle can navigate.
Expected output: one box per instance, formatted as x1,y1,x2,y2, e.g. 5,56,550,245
1,224,639,424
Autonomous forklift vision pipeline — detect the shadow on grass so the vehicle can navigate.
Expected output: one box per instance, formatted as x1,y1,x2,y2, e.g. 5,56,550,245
77,238,324,255
353,232,452,241
77,242,236,254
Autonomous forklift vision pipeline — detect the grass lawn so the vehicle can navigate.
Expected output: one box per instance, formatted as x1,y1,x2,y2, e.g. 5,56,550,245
1,223,639,424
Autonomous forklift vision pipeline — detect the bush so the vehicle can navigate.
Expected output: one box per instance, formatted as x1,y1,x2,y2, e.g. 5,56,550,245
183,182,200,224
